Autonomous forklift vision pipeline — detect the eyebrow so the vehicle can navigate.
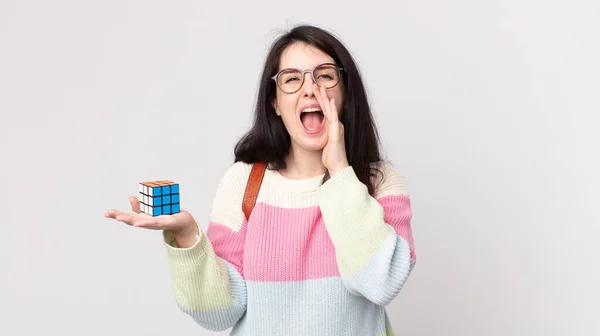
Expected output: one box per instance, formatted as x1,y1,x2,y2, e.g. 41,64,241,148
278,62,337,70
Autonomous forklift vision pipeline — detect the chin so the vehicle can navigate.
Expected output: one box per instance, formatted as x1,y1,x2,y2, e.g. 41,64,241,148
292,133,328,152
301,140,327,152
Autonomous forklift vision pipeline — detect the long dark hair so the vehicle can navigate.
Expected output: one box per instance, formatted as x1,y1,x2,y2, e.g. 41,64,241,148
234,24,385,195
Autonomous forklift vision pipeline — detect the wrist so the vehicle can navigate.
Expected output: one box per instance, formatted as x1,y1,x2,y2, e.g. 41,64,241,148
328,163,350,177
172,222,199,247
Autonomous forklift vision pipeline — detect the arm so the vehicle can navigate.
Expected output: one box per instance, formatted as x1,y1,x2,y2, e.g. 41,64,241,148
317,162,416,306
162,163,250,331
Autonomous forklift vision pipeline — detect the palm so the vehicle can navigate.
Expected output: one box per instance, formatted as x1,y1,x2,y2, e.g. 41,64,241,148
105,196,195,233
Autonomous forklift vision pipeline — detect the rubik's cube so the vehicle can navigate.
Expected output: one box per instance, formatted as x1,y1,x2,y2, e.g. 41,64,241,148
138,180,180,216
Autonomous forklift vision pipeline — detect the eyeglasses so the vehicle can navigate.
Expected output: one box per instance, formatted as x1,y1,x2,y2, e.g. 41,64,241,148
272,63,344,94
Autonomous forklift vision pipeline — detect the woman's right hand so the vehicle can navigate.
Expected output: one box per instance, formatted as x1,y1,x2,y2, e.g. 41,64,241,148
104,196,199,247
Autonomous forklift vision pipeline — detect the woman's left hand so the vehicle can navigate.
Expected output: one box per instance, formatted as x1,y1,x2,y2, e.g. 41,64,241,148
314,84,350,177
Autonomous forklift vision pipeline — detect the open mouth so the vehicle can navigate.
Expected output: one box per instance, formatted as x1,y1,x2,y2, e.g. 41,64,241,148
300,107,325,133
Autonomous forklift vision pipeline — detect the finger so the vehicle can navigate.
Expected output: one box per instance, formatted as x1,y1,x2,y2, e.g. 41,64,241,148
104,209,123,219
313,84,330,122
114,213,137,226
129,196,141,214
329,102,340,140
329,98,337,121
319,84,332,121
329,98,339,134
320,85,338,135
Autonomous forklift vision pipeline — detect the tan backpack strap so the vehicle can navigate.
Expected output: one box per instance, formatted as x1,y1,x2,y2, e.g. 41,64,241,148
242,161,267,220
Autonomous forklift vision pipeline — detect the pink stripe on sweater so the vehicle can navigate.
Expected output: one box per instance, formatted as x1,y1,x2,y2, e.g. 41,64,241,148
206,220,247,276
208,194,414,282
243,203,340,282
378,194,416,261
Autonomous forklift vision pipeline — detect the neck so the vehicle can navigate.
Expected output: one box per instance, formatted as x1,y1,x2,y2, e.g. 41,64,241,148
281,145,326,180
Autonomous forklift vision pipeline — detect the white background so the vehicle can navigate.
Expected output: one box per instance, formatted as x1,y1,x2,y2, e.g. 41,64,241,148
1,0,599,335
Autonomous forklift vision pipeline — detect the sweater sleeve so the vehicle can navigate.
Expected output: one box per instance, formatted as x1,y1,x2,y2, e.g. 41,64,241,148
162,162,251,331
316,162,416,306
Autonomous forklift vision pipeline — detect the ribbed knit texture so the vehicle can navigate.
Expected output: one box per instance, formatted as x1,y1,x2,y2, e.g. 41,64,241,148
162,161,416,335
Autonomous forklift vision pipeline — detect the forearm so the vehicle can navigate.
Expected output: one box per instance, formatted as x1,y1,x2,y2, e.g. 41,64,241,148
163,229,247,330
317,165,415,305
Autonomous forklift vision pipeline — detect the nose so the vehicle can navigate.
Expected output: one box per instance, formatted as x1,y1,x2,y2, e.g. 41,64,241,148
301,72,315,96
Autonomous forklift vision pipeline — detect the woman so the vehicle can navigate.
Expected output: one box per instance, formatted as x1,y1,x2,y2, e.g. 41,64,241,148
105,24,416,336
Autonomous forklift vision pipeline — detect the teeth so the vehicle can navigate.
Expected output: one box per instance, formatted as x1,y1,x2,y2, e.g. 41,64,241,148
302,107,322,113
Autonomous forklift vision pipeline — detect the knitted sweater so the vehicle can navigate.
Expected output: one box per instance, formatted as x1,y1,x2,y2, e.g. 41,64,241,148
162,161,416,335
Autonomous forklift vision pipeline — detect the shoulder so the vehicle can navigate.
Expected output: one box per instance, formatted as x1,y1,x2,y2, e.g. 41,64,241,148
217,161,253,190
209,161,254,230
369,160,410,199
212,161,256,207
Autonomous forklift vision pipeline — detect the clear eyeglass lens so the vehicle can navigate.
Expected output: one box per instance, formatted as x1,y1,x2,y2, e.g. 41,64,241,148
277,64,340,93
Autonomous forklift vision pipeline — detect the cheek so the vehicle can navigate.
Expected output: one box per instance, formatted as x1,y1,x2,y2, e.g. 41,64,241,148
278,95,298,114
